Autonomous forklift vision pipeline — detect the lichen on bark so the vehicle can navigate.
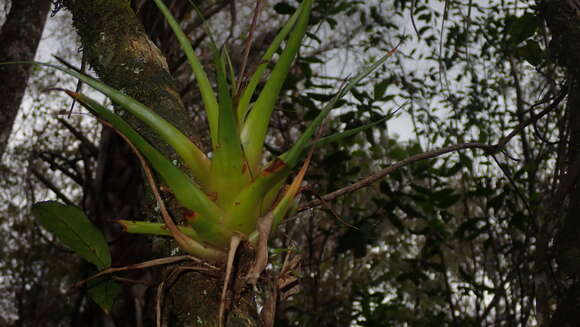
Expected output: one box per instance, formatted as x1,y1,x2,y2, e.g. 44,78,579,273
64,0,195,158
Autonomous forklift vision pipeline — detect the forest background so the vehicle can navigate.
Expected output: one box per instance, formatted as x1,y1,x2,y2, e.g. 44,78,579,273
1,0,579,326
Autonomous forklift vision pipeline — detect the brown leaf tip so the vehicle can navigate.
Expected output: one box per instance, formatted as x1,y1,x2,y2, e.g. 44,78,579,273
182,209,198,222
263,158,287,176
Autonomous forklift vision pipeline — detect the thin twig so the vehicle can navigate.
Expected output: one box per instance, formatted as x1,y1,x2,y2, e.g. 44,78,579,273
490,153,532,216
67,54,87,118
300,87,568,211
495,86,567,151
111,276,154,286
31,168,76,206
305,189,358,229
300,143,490,211
74,255,216,288
235,0,263,95
410,0,421,39
156,265,194,327
228,0,237,40
57,118,99,156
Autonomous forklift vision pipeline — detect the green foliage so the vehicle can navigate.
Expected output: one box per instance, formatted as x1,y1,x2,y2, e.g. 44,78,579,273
3,0,561,324
21,0,400,273
505,13,539,47
86,277,121,315
31,201,111,270
31,201,118,312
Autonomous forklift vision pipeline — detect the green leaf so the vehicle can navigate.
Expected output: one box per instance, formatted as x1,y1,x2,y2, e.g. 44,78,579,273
209,47,249,207
373,78,390,100
87,277,120,314
32,201,111,270
236,3,304,125
117,220,225,260
223,163,290,234
152,0,220,145
281,47,399,168
432,188,461,209
311,106,402,148
516,41,543,67
241,0,313,173
506,13,538,46
49,59,211,187
67,92,232,248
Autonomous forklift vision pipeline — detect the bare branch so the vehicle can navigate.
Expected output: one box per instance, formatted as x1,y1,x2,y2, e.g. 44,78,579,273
31,168,76,206
235,0,263,95
300,84,568,211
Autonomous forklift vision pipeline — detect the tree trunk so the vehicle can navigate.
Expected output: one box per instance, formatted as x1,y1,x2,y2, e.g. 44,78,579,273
0,0,52,159
59,0,258,325
542,0,580,325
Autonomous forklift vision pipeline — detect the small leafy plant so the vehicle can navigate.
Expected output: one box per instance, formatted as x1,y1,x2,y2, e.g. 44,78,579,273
29,0,395,313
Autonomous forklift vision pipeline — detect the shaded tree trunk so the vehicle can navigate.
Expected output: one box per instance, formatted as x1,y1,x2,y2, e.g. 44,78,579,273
541,0,580,325
0,0,52,159
58,0,258,325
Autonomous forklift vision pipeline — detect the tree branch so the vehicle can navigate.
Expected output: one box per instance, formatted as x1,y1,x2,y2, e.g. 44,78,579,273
300,86,568,211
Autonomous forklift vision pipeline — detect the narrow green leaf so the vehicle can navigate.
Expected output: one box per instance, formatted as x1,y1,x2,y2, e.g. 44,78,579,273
281,47,399,168
87,277,120,315
116,220,199,238
116,220,225,260
209,48,250,206
306,104,404,149
311,114,394,148
48,59,211,187
67,92,232,247
241,0,313,173
236,1,305,125
32,201,111,270
152,0,220,145
223,47,237,98
186,0,237,100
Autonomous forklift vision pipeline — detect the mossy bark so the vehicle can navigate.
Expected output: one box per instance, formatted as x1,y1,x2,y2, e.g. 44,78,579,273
62,0,193,155
60,0,258,325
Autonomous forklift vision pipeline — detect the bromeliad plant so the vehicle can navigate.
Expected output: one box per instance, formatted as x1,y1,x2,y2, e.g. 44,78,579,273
32,0,395,266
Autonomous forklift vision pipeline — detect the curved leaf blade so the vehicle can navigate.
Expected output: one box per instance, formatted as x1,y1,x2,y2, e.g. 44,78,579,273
32,201,111,270
209,48,250,206
116,220,225,260
236,2,305,125
241,0,313,173
152,0,220,145
67,91,232,247
43,60,211,186
281,46,399,168
309,105,403,148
